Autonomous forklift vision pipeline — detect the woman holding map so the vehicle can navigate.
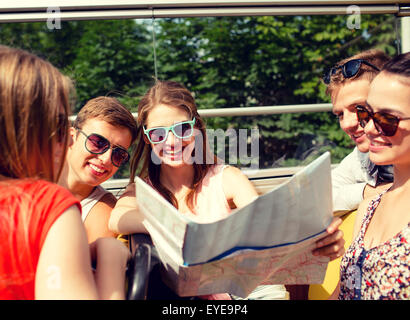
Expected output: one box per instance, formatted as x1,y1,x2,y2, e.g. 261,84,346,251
109,80,345,299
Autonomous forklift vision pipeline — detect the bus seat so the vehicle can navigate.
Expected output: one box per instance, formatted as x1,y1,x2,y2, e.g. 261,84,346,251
308,210,357,300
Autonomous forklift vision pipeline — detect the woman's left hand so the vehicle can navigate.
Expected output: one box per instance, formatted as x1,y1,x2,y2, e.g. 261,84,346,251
312,217,345,261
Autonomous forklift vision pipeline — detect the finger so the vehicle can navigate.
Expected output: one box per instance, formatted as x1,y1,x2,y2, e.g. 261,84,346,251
327,217,342,233
327,246,346,261
316,230,344,248
313,238,345,257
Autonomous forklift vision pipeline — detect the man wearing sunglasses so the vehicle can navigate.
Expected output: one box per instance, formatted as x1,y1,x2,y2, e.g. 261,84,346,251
325,49,394,214
59,96,137,243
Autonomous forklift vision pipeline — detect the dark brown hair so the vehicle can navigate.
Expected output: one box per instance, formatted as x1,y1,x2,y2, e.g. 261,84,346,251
0,45,73,182
130,80,217,211
382,52,410,80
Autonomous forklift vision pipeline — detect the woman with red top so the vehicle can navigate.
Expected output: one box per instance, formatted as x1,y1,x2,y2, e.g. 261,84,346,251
0,45,129,300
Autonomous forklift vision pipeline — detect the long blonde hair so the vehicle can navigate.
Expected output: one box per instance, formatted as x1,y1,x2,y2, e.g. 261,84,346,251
130,80,218,211
0,46,73,182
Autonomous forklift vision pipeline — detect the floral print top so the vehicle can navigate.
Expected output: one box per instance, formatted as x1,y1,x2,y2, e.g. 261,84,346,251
339,191,410,300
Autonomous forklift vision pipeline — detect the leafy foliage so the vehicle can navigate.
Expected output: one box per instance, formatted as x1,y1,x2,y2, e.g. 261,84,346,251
0,14,399,176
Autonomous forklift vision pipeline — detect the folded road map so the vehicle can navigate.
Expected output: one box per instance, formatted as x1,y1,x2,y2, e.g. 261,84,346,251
136,152,333,297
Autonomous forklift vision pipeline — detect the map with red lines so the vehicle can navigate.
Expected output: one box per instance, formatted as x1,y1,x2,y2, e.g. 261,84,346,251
136,152,333,297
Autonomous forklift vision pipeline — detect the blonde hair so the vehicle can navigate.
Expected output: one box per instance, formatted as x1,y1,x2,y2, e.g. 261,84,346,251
326,49,390,96
0,46,73,182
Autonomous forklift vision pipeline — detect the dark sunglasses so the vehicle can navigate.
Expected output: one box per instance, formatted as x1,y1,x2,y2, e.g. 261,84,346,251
76,129,130,167
143,118,196,144
356,105,410,137
323,59,380,84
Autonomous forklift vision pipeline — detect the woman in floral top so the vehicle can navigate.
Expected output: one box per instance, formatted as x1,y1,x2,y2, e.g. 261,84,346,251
330,52,410,300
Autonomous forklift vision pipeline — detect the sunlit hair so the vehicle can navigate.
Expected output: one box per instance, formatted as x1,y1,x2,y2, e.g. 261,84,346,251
130,80,217,211
326,49,391,96
381,52,410,83
73,96,138,143
0,45,73,182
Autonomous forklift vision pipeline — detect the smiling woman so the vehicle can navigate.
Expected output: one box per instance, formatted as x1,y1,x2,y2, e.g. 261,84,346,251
363,56,410,166
144,105,198,168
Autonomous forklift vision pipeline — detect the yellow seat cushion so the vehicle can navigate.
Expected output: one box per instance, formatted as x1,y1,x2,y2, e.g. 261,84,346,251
308,210,357,300
117,234,129,247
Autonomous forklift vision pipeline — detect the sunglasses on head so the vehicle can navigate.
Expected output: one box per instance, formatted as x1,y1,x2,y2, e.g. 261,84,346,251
76,129,130,167
356,105,410,137
143,118,196,144
323,59,380,84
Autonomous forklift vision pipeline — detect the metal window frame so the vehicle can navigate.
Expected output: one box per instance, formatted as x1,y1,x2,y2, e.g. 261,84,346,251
0,1,409,10
68,104,333,122
0,1,409,22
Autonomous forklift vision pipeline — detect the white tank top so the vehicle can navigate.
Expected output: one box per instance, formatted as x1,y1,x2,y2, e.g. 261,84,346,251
80,185,111,222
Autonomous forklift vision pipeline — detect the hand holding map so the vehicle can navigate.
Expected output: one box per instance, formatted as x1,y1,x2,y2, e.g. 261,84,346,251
136,152,333,297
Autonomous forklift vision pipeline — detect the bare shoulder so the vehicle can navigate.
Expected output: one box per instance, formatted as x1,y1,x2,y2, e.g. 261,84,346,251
221,165,258,208
85,192,117,220
99,192,118,208
222,166,251,190
113,183,137,209
87,192,117,219
222,165,249,182
85,193,118,241
120,183,136,199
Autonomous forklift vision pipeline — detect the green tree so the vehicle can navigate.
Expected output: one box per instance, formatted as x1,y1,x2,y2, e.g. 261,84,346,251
70,20,153,112
0,14,399,174
153,14,398,168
